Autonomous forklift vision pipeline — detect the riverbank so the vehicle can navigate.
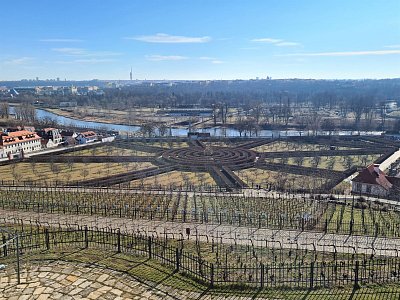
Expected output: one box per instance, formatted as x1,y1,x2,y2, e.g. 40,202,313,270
42,107,142,127
41,106,198,129
5,105,386,137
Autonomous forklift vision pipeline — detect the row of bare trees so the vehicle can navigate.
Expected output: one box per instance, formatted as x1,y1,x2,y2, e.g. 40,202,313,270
13,104,36,122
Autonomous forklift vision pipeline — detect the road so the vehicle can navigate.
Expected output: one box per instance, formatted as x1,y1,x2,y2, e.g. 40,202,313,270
2,208,399,258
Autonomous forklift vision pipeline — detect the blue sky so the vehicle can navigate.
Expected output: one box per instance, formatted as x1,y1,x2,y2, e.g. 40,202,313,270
1,0,399,80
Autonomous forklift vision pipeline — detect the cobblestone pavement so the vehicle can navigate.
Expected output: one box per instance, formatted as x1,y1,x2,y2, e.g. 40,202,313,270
2,209,399,257
1,260,399,300
0,261,200,300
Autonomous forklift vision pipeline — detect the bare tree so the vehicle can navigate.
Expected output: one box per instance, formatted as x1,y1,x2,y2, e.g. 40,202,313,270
140,123,155,137
157,123,168,137
311,156,321,168
14,104,36,123
0,102,9,119
294,156,304,166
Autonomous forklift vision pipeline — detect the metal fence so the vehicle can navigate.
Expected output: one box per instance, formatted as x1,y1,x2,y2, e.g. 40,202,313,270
2,225,400,289
1,189,400,238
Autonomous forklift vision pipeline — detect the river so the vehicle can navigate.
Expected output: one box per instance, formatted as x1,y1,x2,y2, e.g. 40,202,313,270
10,106,383,137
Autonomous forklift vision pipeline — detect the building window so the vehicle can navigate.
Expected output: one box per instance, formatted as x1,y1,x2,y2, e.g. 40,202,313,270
366,185,371,193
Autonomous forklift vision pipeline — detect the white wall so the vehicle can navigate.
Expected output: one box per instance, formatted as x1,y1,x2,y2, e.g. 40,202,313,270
101,136,115,143
351,182,389,197
380,148,400,171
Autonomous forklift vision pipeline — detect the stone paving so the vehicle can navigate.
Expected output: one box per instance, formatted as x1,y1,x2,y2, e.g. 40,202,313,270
2,208,400,257
1,256,400,299
0,261,200,300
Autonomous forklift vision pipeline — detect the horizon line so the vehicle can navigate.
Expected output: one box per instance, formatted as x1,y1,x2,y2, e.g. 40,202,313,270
1,77,400,82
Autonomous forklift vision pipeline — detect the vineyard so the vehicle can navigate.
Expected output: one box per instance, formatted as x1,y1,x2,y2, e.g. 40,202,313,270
1,187,400,238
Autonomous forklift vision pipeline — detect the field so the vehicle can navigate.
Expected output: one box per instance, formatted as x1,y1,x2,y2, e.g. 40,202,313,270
251,140,358,152
44,106,203,128
0,161,154,182
235,168,329,190
265,155,381,171
0,136,395,194
61,145,152,156
124,170,215,188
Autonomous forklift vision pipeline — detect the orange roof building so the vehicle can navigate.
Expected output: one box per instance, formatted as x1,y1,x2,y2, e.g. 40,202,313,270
0,130,42,159
352,164,400,198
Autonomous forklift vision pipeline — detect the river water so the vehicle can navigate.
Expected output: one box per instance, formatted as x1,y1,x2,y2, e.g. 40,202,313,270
10,107,383,138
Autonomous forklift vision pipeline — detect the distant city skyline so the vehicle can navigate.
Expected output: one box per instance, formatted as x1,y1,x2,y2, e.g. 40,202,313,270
1,0,399,81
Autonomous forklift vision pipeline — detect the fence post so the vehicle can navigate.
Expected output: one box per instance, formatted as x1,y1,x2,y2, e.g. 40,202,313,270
175,248,180,271
16,234,20,285
310,262,315,289
84,226,88,249
260,263,264,288
2,236,7,257
148,236,152,259
354,260,360,289
117,229,121,253
210,263,214,288
45,228,50,250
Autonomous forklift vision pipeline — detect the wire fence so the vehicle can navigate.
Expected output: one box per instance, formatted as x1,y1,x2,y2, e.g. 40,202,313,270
1,225,400,289
1,186,400,238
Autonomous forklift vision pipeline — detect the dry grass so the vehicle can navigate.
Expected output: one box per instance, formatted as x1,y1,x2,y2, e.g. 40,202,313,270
235,168,328,190
45,107,198,126
62,145,151,157
146,141,189,149
0,162,154,182
266,154,381,171
252,141,357,152
127,171,215,188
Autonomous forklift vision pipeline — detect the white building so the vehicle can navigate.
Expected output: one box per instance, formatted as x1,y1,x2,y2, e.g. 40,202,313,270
37,128,63,148
0,130,42,159
76,131,98,144
351,164,400,197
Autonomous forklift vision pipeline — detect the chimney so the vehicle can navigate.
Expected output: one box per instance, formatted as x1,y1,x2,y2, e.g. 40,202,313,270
373,164,380,175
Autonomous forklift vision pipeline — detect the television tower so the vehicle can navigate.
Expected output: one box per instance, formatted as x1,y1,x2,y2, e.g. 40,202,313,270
130,67,132,81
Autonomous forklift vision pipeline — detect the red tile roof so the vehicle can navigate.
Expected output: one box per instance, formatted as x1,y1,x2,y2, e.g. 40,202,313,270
352,164,392,190
387,176,400,188
0,130,41,147
43,128,56,132
80,131,96,137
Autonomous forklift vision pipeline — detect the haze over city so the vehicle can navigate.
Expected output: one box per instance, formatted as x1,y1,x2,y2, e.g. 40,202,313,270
1,0,400,81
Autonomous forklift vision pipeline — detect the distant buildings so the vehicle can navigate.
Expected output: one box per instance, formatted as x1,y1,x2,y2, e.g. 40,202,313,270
380,100,398,113
59,101,77,108
3,85,104,98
